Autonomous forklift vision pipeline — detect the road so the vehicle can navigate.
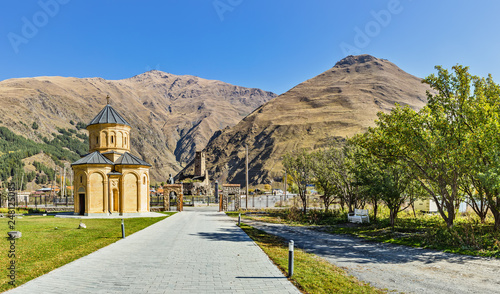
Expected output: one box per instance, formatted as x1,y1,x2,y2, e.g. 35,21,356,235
244,219,500,294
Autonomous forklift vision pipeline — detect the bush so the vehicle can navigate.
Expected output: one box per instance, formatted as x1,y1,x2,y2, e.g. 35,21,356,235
76,122,86,130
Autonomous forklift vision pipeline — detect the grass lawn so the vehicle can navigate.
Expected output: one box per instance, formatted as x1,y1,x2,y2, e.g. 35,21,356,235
228,213,383,293
1,213,174,292
232,208,500,258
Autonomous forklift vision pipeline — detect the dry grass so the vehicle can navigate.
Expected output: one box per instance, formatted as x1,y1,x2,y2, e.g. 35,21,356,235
239,223,383,293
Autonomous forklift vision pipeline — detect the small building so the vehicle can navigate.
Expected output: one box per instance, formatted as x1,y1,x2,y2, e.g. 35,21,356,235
71,97,151,216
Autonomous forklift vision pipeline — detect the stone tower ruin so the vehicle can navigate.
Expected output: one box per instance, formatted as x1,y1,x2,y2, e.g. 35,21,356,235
194,151,206,177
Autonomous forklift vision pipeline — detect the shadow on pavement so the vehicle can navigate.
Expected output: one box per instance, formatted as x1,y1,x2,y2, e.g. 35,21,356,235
192,227,250,242
247,220,484,266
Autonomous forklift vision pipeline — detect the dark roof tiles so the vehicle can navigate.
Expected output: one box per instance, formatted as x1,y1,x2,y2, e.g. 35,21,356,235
115,152,152,167
71,151,114,166
88,104,131,127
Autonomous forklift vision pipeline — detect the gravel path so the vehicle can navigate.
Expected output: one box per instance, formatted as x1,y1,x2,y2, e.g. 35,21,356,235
243,219,500,294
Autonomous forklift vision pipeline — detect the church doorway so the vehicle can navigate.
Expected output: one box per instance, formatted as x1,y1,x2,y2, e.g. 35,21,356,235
79,193,85,215
113,190,119,212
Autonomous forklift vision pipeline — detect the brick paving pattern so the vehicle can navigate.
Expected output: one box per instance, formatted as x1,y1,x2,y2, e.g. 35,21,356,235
7,207,299,294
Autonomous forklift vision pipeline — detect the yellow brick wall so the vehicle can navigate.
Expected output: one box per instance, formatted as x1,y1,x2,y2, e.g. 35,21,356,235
87,123,131,153
89,172,104,213
123,173,138,213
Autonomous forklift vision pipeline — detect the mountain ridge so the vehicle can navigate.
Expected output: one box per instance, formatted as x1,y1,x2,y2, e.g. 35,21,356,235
0,70,277,182
179,54,431,185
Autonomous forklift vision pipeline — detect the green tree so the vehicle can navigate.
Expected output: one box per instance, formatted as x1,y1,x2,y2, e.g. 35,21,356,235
367,103,465,228
362,65,500,228
32,122,39,130
0,188,7,208
311,148,338,213
283,149,314,214
350,138,415,225
457,72,500,229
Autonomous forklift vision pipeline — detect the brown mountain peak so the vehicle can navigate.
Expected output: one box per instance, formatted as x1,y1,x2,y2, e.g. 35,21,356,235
334,54,381,67
194,55,430,185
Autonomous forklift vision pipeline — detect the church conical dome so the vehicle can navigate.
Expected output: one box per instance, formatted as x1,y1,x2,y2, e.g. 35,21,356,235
88,104,130,127
86,96,132,155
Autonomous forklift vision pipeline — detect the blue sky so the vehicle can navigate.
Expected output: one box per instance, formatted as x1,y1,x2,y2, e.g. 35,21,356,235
1,0,500,94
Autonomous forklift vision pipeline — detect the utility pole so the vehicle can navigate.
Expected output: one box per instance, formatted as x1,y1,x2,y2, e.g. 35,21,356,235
245,145,249,209
284,170,287,200
62,165,66,197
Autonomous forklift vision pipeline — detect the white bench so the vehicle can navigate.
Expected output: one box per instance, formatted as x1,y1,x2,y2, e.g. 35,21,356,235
348,209,370,223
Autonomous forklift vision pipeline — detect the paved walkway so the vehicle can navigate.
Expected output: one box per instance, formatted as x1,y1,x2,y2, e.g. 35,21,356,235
244,219,500,294
7,207,299,294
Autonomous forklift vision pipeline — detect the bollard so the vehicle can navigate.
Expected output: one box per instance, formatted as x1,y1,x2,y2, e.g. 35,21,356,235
238,213,241,226
288,240,294,278
121,219,126,238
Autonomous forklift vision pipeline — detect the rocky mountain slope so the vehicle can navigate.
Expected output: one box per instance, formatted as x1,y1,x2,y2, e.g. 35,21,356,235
180,55,431,185
0,70,276,181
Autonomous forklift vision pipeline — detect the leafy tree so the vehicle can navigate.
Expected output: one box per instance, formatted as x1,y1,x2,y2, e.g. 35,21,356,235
283,149,314,213
0,188,8,208
361,65,500,228
26,171,36,182
328,145,363,213
76,121,86,130
350,137,415,225
367,103,465,228
32,122,39,130
311,148,339,213
349,143,382,221
461,175,489,223
458,73,500,229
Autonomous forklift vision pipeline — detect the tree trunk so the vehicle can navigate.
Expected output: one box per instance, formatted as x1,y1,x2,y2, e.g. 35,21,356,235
446,205,455,228
324,198,330,213
490,206,500,231
301,194,307,214
390,209,396,229
372,200,378,222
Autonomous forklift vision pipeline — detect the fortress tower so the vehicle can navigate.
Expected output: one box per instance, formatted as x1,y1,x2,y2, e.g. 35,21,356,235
194,151,206,177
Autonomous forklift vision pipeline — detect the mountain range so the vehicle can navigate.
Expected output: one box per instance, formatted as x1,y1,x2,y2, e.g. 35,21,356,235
0,70,276,182
1,54,434,187
178,55,431,185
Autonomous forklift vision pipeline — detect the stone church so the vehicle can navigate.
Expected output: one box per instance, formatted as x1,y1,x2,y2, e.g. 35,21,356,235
71,97,151,216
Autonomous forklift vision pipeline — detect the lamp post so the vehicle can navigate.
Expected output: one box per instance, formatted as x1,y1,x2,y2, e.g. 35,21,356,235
246,145,249,209
121,219,125,238
288,240,294,278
